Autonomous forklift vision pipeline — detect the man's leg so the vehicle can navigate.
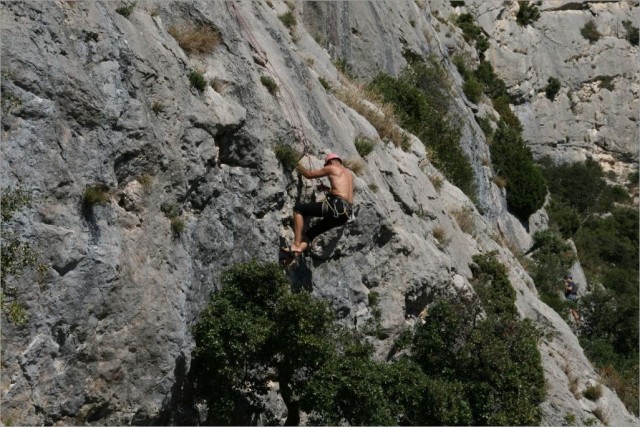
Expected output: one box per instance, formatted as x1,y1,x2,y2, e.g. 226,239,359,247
291,211,308,253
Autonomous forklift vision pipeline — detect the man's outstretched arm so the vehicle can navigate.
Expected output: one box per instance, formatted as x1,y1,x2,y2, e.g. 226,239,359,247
296,164,333,179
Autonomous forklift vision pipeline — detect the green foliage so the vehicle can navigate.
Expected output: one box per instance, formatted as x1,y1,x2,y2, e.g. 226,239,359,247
115,2,136,18
83,185,110,207
318,76,331,91
273,143,301,171
490,121,547,219
1,187,41,326
539,157,630,217
2,188,31,222
1,91,22,115
161,202,185,236
516,1,540,26
545,76,561,100
450,1,465,7
475,115,494,138
474,60,508,99
529,229,575,306
471,253,517,317
192,258,547,424
354,135,376,158
191,261,336,424
492,94,523,132
462,75,484,103
260,75,278,94
622,20,639,46
368,57,476,199
410,296,544,424
278,11,297,29
454,13,489,55
539,156,638,415
581,20,601,44
188,69,207,92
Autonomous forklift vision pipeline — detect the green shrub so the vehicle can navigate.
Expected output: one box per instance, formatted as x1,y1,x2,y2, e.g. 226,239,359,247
474,60,508,99
188,69,207,91
318,76,331,91
273,143,301,171
462,75,484,104
115,2,136,18
623,20,639,46
260,75,278,94
516,1,540,26
490,121,547,219
368,57,476,199
410,254,545,425
354,135,376,158
492,94,523,133
160,201,181,219
83,185,110,207
583,384,603,401
278,11,297,29
450,1,465,7
171,217,185,235
454,13,489,55
581,20,601,44
545,76,561,100
475,115,494,138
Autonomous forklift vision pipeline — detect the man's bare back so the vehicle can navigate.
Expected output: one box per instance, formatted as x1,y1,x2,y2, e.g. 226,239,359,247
296,159,354,202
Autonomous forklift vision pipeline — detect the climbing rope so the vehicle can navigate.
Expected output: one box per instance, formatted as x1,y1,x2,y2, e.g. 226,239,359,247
228,0,327,192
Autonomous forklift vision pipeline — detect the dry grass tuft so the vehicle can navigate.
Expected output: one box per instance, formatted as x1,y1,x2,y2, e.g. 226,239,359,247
343,158,365,176
335,84,406,148
432,225,448,245
453,208,475,235
168,24,221,54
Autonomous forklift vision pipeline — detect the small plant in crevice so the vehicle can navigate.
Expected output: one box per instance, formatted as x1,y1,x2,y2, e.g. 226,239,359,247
368,183,379,193
168,23,221,54
583,384,603,401
318,76,332,92
273,143,301,171
116,2,136,19
354,135,376,158
260,75,278,95
581,20,601,44
151,101,165,114
516,1,540,27
83,185,110,208
622,20,639,46
161,201,185,236
278,11,297,29
545,76,561,101
188,69,207,92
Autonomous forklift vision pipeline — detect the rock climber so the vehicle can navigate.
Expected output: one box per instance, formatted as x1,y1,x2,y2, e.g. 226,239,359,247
281,153,354,262
563,273,580,323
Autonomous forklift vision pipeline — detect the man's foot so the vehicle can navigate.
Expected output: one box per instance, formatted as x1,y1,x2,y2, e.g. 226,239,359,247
280,242,308,255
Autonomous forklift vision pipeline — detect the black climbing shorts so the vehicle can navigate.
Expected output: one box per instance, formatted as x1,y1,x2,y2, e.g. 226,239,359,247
294,195,352,242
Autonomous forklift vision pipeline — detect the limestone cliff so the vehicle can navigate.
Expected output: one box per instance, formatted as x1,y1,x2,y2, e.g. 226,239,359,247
1,1,637,426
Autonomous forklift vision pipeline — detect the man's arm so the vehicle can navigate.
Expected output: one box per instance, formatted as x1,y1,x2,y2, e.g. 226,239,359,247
296,164,334,179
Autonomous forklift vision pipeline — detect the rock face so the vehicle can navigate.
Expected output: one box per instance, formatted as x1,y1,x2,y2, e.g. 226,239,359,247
1,1,637,426
459,0,639,178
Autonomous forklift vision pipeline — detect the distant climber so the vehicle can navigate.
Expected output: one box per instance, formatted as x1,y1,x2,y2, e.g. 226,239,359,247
563,274,580,323
281,153,354,264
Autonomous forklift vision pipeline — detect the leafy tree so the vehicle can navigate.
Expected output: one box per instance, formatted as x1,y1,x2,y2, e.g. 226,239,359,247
490,121,547,220
191,261,335,425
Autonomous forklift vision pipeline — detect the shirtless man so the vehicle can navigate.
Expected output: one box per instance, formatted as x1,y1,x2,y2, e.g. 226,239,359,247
282,153,354,257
